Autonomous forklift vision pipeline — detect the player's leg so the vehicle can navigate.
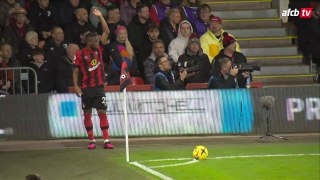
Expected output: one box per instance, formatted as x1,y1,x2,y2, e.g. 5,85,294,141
94,87,114,149
81,89,95,149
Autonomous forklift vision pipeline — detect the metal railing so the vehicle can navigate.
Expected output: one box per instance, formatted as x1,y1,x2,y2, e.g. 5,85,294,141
0,67,38,94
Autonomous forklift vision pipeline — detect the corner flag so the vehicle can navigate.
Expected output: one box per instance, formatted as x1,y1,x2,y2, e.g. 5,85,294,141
120,58,131,91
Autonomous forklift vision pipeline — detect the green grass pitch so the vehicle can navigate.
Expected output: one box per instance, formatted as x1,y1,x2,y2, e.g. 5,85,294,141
0,139,319,180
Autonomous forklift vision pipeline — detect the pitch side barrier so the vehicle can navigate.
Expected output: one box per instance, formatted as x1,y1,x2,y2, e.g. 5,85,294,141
0,67,38,95
0,86,319,140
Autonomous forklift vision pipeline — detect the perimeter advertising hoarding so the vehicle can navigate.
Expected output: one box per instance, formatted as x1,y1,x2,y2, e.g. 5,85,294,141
48,89,254,138
0,94,51,140
251,86,320,133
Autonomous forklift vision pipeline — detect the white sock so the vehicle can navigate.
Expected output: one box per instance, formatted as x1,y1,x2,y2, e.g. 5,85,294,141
104,139,110,143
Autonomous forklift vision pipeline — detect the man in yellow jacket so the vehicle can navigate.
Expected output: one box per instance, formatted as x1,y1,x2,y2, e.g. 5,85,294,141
200,15,240,64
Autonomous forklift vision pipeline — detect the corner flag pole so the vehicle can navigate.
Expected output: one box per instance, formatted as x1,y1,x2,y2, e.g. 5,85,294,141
123,88,129,162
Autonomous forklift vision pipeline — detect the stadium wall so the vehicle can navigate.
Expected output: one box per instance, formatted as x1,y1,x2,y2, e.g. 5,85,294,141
0,86,319,140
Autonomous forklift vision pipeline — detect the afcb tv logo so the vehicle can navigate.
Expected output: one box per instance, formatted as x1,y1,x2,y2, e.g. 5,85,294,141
282,8,313,18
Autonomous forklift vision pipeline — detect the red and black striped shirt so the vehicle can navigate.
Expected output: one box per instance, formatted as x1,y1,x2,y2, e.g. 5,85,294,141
74,47,106,89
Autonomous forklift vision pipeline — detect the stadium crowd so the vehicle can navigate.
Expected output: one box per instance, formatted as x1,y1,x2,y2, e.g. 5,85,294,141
0,0,319,94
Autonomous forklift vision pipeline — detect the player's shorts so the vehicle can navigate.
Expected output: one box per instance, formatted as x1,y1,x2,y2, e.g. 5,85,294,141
81,86,107,110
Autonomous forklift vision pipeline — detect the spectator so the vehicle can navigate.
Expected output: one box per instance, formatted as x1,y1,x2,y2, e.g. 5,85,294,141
43,26,69,64
139,23,161,64
27,47,54,93
103,25,139,85
144,39,171,84
310,3,320,82
0,0,19,32
120,0,140,26
97,4,126,43
159,8,181,52
193,4,211,37
1,43,23,93
56,44,79,93
212,32,249,88
168,20,192,63
3,7,33,55
57,0,83,29
18,31,42,66
200,15,240,63
28,0,59,40
65,7,96,46
154,55,187,90
180,0,200,25
89,0,110,28
149,0,175,25
0,49,13,93
208,56,238,89
177,36,211,83
127,3,151,77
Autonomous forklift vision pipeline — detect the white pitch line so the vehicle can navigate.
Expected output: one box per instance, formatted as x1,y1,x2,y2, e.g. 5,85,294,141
207,153,320,160
130,162,173,180
137,153,320,163
132,154,320,178
150,159,199,169
138,158,191,163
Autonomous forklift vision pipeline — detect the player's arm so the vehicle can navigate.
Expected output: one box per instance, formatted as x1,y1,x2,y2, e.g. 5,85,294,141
92,6,110,45
73,67,82,97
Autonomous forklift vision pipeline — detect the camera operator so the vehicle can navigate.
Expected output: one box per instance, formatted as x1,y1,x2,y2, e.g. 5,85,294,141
212,32,250,88
154,55,187,90
208,57,238,89
177,35,211,84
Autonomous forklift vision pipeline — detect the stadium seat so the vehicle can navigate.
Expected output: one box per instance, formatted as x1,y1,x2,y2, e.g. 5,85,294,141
250,82,264,88
130,77,144,85
185,83,209,90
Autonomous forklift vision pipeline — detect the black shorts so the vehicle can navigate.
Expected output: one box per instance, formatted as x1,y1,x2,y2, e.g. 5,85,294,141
81,86,107,110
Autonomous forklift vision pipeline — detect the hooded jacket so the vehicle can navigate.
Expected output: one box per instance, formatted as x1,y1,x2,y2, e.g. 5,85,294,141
168,20,193,63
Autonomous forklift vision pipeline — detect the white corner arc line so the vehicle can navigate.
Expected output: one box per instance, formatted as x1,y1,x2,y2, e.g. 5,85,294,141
150,159,199,169
130,162,173,180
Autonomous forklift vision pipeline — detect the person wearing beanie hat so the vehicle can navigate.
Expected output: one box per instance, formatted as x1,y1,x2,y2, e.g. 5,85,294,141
168,20,193,63
200,15,240,63
212,31,250,88
177,33,211,83
222,32,236,49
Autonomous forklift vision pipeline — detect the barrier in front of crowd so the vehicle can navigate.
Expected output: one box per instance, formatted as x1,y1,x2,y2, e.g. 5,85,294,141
0,86,319,140
0,67,38,94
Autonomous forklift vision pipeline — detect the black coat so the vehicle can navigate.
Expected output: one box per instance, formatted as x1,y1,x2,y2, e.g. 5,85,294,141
159,17,178,52
208,71,237,89
128,15,152,61
65,21,95,45
27,61,55,93
2,24,33,55
43,38,69,69
212,50,248,88
18,43,36,66
178,48,211,84
28,3,59,39
55,56,73,93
